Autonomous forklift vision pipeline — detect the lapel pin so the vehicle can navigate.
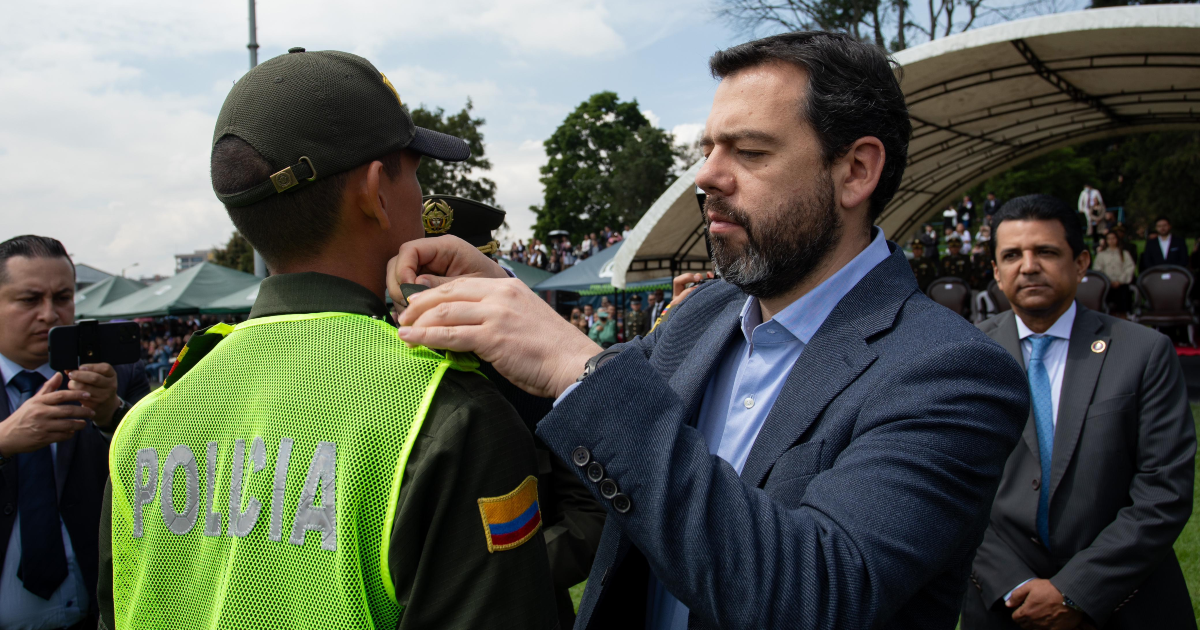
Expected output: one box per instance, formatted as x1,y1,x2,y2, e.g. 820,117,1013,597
1091,340,1107,353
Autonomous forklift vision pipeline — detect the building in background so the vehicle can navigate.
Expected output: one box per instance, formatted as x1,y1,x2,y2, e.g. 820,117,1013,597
175,249,212,274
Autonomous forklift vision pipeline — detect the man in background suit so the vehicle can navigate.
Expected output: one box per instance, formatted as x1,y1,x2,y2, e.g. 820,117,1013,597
0,235,149,630
1140,216,1190,271
965,196,1196,629
391,31,1031,628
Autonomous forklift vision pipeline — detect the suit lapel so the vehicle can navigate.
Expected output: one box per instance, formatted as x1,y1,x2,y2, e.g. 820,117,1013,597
740,247,915,487
1049,306,1108,501
0,387,9,486
667,297,745,425
741,309,877,487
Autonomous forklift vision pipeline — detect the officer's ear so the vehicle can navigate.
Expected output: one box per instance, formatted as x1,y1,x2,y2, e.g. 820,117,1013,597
352,160,392,232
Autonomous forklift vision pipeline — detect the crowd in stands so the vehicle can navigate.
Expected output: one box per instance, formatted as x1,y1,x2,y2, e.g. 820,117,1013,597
910,186,1200,325
138,314,243,382
506,225,631,271
565,290,665,349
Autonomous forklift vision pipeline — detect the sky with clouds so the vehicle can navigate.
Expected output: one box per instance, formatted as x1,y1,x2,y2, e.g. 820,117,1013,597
0,0,744,277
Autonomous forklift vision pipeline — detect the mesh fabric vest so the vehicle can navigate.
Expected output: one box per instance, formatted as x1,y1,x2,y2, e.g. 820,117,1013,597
109,312,475,629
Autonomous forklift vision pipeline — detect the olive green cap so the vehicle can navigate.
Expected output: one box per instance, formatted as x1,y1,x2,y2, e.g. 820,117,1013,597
213,47,470,208
421,194,505,255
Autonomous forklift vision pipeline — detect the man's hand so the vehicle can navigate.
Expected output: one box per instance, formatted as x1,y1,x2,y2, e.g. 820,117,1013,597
1007,579,1087,630
68,362,120,428
671,272,715,307
396,277,601,399
387,235,508,299
0,372,91,457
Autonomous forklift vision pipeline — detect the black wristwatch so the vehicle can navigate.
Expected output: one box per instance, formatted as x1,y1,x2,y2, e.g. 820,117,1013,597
109,397,131,427
577,346,624,383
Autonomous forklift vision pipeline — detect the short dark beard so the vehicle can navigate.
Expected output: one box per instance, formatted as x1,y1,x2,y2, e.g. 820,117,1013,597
706,170,841,299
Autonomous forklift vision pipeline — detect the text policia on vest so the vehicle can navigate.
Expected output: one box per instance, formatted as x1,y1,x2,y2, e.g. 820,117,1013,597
129,437,338,551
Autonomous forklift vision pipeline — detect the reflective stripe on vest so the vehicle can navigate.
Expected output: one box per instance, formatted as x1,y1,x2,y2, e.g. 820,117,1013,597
109,312,477,629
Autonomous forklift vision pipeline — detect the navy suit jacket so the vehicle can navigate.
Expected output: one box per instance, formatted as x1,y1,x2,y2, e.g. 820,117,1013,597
536,243,1031,629
0,361,149,624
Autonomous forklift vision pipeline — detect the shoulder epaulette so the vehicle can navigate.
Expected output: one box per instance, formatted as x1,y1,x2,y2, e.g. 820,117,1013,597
162,322,236,389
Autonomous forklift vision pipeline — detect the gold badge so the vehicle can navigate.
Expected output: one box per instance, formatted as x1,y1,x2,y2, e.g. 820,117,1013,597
422,199,454,234
1091,340,1107,353
271,166,298,193
380,73,402,106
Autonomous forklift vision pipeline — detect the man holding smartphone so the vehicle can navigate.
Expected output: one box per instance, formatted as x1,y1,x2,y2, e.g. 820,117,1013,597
0,234,149,630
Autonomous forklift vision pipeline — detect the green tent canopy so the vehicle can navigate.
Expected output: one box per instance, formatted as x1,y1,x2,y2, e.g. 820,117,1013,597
75,276,145,317
498,257,554,289
533,243,672,296
202,281,263,315
92,262,260,319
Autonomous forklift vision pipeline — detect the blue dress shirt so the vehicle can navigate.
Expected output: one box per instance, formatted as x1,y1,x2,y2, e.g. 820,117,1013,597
646,228,891,630
0,354,88,630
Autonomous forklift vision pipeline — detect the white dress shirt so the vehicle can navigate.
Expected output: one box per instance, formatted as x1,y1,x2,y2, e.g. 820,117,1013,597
1159,234,1173,260
1014,302,1076,427
0,354,87,630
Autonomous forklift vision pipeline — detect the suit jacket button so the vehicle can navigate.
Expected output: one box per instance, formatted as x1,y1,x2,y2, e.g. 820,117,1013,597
572,447,591,467
2,503,12,516
586,461,605,483
612,493,632,514
1032,478,1040,490
599,478,619,500
1031,536,1040,544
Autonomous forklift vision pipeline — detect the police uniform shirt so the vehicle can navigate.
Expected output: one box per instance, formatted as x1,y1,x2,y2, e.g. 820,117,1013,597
98,273,560,630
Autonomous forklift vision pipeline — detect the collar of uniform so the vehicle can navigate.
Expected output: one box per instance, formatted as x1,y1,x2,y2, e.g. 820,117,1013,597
249,272,395,325
1015,301,1076,341
0,352,55,388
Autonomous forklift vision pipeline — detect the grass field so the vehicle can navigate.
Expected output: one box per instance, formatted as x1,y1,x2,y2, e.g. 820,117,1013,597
569,407,1200,621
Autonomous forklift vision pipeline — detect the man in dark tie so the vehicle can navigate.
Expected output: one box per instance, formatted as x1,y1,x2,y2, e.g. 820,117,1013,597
965,196,1196,629
0,235,149,629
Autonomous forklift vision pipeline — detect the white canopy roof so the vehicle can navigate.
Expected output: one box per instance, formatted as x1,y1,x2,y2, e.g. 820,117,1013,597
881,4,1200,239
611,160,709,287
611,5,1200,287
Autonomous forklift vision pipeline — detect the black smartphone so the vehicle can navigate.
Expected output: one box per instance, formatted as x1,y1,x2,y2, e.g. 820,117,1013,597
48,320,141,371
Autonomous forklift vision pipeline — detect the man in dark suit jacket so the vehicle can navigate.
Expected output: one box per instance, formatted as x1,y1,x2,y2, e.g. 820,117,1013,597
391,31,1030,629
0,235,150,629
1140,216,1190,271
964,196,1195,629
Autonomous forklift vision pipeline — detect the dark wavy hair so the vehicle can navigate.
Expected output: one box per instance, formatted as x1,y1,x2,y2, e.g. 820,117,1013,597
991,194,1086,258
709,31,911,223
0,235,73,285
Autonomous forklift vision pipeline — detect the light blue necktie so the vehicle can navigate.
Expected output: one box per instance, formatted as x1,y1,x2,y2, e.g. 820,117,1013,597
1028,335,1055,549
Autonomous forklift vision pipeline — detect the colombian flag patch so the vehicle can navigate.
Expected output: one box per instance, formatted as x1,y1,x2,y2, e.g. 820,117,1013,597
478,475,542,553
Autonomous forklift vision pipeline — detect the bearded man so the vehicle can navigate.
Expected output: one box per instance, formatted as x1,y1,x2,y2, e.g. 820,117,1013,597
388,32,1029,629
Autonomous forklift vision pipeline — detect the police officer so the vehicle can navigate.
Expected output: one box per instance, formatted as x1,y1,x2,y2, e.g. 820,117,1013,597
909,240,940,293
416,194,606,629
939,235,975,284
99,49,560,630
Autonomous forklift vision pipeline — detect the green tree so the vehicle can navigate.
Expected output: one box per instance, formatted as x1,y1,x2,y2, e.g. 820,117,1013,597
966,146,1097,207
532,92,680,242
966,132,1200,236
409,99,497,205
210,232,254,274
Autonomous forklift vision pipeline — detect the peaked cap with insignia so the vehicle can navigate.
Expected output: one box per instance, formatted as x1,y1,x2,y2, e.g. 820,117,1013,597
422,194,505,256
